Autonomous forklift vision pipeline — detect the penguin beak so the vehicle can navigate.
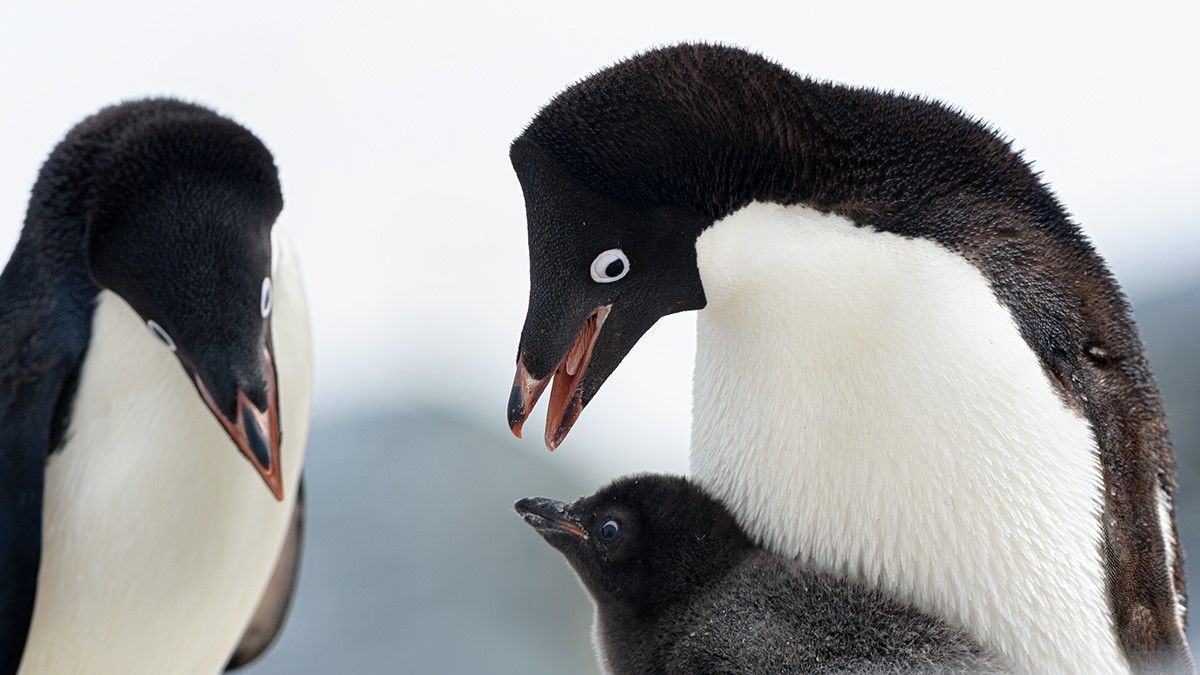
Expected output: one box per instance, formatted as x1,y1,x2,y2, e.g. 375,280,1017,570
193,346,285,501
508,305,610,450
514,497,588,540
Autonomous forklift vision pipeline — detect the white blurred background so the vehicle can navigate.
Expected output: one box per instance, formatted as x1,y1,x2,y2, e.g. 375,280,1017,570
1,1,1197,672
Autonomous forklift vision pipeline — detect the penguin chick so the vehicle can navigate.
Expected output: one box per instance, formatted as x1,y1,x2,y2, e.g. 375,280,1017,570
516,474,1004,674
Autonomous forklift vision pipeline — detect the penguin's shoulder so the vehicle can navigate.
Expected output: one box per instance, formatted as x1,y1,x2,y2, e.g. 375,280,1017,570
0,267,91,456
0,240,89,376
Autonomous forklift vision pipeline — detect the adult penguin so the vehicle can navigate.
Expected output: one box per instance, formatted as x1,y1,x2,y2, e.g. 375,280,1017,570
0,99,311,674
505,44,1189,673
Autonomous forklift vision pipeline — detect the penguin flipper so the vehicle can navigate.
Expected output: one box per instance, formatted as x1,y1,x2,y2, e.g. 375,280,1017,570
0,359,78,675
226,476,305,671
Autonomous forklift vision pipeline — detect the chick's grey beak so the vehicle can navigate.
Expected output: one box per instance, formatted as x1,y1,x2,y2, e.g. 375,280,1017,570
513,497,588,539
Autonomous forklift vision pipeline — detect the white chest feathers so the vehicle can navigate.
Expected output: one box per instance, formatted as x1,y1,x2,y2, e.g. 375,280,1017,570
691,202,1127,673
20,234,312,675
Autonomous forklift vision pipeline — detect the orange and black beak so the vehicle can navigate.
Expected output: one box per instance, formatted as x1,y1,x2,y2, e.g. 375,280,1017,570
508,305,610,450
506,133,711,452
193,346,284,501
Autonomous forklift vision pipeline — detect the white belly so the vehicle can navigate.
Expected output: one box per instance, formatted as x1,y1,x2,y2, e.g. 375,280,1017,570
691,203,1128,673
20,235,312,675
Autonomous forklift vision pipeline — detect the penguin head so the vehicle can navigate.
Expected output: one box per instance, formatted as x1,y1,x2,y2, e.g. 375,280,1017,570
506,45,801,449
506,140,710,449
84,105,287,499
515,474,751,615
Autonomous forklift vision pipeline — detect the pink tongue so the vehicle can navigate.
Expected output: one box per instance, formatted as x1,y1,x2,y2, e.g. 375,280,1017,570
543,306,612,450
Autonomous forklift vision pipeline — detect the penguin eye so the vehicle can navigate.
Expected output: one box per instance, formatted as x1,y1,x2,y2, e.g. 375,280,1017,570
599,520,621,542
146,320,176,352
260,277,273,318
590,249,629,283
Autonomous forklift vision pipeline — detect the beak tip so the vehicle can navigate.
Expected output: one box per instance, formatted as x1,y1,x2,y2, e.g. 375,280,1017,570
263,465,285,502
544,395,584,452
507,401,526,439
508,360,546,441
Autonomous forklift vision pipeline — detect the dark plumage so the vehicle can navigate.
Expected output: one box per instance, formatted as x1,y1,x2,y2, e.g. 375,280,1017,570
506,44,1187,671
0,98,298,674
516,474,1002,674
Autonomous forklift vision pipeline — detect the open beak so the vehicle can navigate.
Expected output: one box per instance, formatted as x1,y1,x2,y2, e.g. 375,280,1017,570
513,497,588,540
508,305,610,450
194,346,284,501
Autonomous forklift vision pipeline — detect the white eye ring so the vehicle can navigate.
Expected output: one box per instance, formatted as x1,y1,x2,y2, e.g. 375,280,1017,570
146,320,176,352
590,249,630,283
260,277,273,318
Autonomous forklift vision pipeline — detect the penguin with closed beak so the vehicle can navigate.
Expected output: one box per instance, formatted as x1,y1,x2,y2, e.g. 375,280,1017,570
505,44,1189,672
0,99,312,674
516,474,1002,673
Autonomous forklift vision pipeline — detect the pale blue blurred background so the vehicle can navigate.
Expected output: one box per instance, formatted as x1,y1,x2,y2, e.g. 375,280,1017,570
1,1,1197,672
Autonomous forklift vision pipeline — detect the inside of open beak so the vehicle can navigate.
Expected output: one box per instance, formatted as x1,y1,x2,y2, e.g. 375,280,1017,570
508,305,611,451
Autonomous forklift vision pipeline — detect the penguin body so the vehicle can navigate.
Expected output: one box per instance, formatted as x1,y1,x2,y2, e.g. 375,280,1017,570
17,237,310,674
0,99,310,673
694,202,1119,670
516,475,1002,674
506,44,1188,672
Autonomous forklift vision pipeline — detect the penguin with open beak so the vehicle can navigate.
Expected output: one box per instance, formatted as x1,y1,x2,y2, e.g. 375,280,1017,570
506,44,1190,673
0,99,312,674
505,139,708,449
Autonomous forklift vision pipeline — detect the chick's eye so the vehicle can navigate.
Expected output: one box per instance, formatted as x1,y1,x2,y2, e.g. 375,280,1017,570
260,277,273,318
146,320,176,352
590,249,629,283
599,520,620,541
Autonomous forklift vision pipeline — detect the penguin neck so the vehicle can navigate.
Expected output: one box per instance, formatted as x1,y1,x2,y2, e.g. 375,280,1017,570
689,201,1127,673
593,596,672,674
0,177,98,388
11,224,94,304
8,134,108,303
